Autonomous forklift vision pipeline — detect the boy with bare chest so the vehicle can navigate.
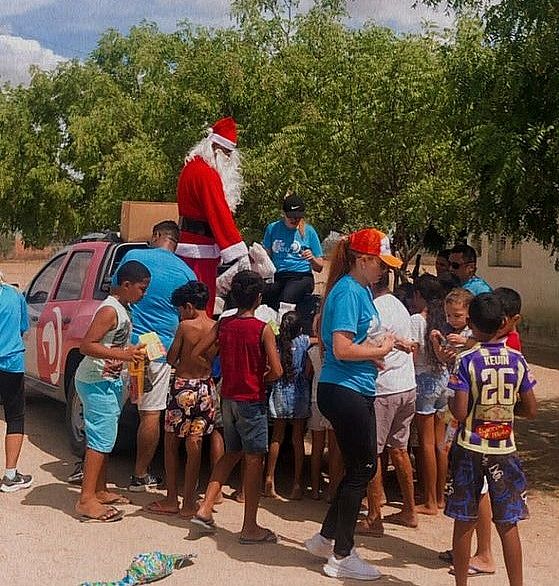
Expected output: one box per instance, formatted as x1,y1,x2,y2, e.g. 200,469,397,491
146,281,216,518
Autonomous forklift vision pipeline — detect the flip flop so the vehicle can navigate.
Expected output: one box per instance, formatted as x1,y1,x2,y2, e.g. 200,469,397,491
449,565,496,576
190,514,217,532
78,506,124,523
355,518,384,538
438,550,453,563
383,512,418,529
144,501,179,516
225,490,245,503
238,529,278,545
102,495,131,505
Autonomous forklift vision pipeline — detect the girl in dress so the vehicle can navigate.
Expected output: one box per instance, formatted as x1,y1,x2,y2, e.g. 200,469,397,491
264,311,311,499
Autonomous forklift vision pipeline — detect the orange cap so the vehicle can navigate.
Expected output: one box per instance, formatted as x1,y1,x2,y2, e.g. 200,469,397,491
348,228,402,269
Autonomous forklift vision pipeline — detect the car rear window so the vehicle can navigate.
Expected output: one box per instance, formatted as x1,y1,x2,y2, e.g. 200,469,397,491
93,242,150,300
54,250,94,301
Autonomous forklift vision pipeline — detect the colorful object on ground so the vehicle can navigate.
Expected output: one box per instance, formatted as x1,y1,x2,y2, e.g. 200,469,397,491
80,551,196,586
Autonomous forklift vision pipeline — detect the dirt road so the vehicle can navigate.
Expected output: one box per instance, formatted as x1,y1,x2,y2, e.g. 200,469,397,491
1,362,558,585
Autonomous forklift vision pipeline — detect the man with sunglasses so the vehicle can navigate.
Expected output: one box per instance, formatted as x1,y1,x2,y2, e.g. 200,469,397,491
449,244,492,296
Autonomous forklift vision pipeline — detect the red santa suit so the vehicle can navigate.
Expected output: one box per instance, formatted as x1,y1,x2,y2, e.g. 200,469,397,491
176,117,248,315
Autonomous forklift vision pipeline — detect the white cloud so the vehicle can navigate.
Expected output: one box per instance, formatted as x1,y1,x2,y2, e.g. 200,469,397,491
0,34,66,85
347,0,454,31
0,1,57,18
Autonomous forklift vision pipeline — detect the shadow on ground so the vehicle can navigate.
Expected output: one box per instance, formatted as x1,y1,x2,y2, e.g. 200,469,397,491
184,522,429,585
516,398,559,495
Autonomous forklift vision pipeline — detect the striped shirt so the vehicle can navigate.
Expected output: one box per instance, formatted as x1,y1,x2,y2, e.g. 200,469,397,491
448,341,535,455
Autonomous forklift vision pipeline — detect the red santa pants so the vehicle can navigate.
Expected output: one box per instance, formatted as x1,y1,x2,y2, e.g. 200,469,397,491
180,256,220,316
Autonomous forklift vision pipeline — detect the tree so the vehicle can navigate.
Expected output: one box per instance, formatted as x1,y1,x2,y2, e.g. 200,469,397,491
235,2,475,267
423,0,559,249
0,0,477,261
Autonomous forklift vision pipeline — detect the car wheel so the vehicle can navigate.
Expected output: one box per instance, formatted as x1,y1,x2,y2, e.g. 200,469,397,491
65,375,86,457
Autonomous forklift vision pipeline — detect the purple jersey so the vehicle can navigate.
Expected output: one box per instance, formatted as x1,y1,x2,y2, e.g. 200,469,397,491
448,342,535,455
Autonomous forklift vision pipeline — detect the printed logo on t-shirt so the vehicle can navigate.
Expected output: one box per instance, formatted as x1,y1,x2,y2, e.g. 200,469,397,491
366,314,384,346
272,239,302,255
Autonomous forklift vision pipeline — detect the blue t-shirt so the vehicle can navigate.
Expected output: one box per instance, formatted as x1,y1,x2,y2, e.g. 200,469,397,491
319,275,380,396
262,220,322,273
463,275,492,296
0,284,29,373
115,248,196,354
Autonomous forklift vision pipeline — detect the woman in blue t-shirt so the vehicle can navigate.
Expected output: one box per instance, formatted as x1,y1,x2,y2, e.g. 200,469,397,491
262,193,323,310
304,228,403,581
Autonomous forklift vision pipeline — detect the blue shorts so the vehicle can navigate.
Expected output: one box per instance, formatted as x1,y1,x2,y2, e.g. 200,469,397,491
75,378,124,453
415,371,449,415
444,443,529,524
221,398,268,454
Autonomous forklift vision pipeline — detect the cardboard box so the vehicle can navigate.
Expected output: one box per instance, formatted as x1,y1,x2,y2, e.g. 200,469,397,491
120,201,179,242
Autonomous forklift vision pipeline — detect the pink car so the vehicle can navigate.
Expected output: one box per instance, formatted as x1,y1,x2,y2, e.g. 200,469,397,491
24,234,148,454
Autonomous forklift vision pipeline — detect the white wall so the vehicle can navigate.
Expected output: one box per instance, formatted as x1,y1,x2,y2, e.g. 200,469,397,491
477,237,559,348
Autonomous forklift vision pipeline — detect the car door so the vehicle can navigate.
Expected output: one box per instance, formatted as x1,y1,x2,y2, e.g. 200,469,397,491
36,249,94,388
25,254,66,380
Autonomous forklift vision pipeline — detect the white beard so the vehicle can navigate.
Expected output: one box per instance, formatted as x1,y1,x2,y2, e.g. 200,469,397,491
186,138,243,213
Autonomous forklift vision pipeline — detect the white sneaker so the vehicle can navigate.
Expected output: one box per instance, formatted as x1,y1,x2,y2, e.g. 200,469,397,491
324,550,382,581
304,533,334,559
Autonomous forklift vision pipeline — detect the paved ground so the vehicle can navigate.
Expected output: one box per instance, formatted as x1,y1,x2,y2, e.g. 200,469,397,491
1,361,558,585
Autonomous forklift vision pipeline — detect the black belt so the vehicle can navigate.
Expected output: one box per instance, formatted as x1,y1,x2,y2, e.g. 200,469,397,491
179,216,214,238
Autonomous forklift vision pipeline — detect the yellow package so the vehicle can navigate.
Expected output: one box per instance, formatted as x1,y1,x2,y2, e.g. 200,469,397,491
139,331,166,361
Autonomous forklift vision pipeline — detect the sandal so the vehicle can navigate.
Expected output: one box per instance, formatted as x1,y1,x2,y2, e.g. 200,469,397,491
238,529,278,545
190,514,217,532
355,517,384,537
78,506,124,523
144,500,179,516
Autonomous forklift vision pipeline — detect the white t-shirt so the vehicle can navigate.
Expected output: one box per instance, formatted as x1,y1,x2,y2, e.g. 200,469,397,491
410,312,429,375
308,344,322,403
373,294,416,396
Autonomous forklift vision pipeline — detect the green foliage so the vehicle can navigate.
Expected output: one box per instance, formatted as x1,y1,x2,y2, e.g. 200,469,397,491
8,0,558,260
423,0,559,249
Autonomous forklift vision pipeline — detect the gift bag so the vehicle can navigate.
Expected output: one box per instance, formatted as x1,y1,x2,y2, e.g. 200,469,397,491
249,242,276,281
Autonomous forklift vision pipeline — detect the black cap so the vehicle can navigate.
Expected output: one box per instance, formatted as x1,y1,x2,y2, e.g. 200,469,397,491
282,194,306,218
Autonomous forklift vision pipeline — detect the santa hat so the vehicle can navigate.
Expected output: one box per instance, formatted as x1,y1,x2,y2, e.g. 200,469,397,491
209,117,237,150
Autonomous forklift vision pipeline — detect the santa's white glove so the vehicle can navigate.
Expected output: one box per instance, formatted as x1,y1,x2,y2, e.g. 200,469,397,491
216,255,252,297
236,254,251,272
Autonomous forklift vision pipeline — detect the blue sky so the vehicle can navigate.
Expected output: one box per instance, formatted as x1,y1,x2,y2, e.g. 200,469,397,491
0,1,454,85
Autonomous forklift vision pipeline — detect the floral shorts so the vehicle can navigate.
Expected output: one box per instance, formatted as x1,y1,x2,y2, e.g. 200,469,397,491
164,376,215,438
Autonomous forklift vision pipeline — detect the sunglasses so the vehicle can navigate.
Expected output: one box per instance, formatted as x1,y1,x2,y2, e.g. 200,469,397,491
450,261,472,269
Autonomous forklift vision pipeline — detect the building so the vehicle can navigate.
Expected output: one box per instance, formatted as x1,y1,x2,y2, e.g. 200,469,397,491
476,235,559,348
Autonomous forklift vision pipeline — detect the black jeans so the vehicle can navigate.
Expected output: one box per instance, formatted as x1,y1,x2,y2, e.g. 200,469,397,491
0,370,25,435
318,382,377,557
263,271,314,310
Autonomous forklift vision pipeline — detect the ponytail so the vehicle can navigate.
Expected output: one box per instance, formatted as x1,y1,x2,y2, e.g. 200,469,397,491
322,237,356,303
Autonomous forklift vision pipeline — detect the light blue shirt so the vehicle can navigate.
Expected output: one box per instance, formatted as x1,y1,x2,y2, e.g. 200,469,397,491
463,275,492,296
263,220,322,273
115,248,196,355
319,275,380,396
0,284,29,373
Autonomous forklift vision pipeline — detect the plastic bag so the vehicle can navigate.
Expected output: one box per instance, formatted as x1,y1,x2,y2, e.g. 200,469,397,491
321,231,343,258
80,551,196,586
249,242,276,281
216,255,251,297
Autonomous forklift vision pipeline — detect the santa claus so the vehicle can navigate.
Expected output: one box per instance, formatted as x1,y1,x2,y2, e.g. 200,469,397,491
176,117,249,314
